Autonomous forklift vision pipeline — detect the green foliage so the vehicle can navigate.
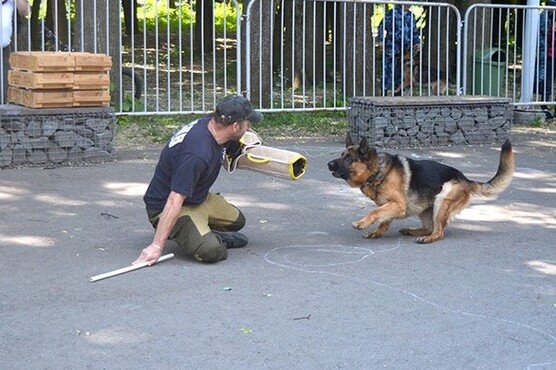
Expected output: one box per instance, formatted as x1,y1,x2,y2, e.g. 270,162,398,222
371,4,426,34
119,96,145,113
138,0,239,34
214,2,240,32
110,80,145,113
529,116,545,128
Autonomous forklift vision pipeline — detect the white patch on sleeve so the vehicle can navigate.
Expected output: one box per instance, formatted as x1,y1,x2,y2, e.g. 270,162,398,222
168,121,197,148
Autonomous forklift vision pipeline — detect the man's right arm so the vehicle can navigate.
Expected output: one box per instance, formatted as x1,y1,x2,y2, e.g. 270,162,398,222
133,191,186,266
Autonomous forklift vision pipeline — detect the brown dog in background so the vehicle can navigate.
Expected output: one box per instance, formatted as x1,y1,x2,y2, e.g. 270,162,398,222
393,47,448,95
327,136,515,243
400,63,448,95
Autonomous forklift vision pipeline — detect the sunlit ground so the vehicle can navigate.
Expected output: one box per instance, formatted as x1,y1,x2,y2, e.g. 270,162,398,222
458,203,556,229
84,327,149,345
526,260,556,276
0,235,55,248
103,182,148,197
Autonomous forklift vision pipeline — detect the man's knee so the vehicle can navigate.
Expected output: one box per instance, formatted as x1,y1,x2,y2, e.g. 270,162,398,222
227,212,246,232
191,233,228,263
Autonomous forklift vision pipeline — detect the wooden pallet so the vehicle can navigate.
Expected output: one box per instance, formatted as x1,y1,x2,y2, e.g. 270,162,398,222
72,52,112,72
8,52,112,108
10,51,112,72
8,87,110,108
8,70,109,91
73,90,110,107
10,52,75,72
8,87,74,108
73,72,110,90
8,70,74,89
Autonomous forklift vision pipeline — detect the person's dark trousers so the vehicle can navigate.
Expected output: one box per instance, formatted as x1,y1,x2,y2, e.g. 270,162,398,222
383,55,404,95
540,56,556,118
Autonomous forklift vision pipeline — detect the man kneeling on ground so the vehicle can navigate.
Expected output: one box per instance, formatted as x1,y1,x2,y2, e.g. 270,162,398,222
133,95,263,266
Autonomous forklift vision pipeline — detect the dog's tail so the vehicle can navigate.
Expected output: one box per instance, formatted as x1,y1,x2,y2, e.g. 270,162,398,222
470,140,515,197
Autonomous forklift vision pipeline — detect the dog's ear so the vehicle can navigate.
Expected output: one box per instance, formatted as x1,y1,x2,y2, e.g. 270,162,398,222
358,138,377,160
345,133,355,148
358,137,368,150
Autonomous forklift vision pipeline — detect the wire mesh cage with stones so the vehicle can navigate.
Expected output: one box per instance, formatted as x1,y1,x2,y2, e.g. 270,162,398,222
0,107,116,168
347,96,513,148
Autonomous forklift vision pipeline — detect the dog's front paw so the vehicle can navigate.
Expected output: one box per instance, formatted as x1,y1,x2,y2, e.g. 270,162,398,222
352,221,365,230
416,236,433,244
363,231,382,239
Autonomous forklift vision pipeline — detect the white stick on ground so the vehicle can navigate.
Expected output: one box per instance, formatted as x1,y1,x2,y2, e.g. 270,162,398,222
89,253,175,283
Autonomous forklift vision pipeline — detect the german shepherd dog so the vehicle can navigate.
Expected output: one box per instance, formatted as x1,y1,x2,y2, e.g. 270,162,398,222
327,137,515,243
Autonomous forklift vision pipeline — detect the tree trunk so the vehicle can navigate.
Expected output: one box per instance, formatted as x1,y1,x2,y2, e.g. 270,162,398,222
194,0,214,55
302,0,325,90
44,0,68,48
282,1,304,91
334,2,373,97
279,0,326,96
29,0,43,50
425,4,456,77
122,0,139,37
247,0,274,107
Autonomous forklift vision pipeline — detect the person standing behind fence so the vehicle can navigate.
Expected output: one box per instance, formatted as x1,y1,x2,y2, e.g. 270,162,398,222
1,0,29,104
537,0,556,118
377,4,420,95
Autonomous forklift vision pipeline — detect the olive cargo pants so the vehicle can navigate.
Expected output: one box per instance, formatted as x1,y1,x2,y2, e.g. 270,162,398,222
147,193,245,262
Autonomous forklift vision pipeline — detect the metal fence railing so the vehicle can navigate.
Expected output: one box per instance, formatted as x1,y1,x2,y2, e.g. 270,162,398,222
0,1,554,115
1,0,243,115
245,0,460,112
463,3,556,112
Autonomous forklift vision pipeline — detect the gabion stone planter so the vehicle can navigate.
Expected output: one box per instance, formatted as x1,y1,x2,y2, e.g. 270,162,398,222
348,96,513,148
0,105,116,168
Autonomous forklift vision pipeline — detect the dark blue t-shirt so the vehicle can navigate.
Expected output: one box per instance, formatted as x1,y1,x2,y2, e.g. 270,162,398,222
143,116,226,210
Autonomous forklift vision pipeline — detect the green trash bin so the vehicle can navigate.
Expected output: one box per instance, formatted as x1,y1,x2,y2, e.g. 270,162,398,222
473,48,506,96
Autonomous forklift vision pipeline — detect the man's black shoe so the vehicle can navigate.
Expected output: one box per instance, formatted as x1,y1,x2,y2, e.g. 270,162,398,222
213,231,249,249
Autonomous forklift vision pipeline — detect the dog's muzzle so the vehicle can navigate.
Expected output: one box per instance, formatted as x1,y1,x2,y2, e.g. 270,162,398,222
327,159,342,178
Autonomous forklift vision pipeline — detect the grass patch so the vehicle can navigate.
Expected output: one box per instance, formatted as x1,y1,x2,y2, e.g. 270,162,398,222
115,111,348,147
115,110,556,149
254,111,347,139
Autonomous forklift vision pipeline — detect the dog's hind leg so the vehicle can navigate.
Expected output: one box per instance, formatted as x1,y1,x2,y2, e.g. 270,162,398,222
434,80,447,95
364,221,392,239
417,182,471,244
399,209,433,236
400,227,430,236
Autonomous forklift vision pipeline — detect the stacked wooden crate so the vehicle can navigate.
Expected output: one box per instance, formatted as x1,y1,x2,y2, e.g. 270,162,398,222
7,52,112,108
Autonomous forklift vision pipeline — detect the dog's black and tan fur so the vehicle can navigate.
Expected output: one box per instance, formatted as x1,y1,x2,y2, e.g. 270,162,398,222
327,137,515,243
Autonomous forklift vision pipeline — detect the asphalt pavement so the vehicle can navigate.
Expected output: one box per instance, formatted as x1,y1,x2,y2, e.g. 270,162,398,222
1,129,555,369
